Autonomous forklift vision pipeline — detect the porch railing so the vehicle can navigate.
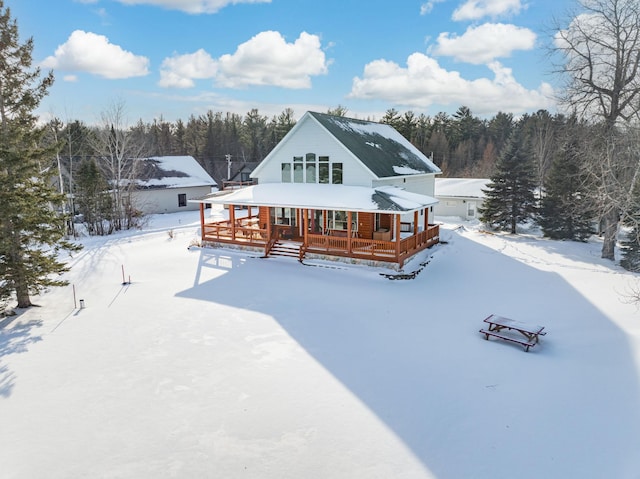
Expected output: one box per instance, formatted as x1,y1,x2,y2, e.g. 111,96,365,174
202,220,439,266
202,219,268,245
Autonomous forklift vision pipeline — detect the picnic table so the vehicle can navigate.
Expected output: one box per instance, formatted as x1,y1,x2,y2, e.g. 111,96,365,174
479,314,546,352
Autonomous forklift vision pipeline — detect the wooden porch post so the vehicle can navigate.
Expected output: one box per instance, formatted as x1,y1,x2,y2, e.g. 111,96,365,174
303,208,308,244
229,204,236,239
199,203,205,241
266,207,272,238
425,207,430,230
395,214,401,261
414,211,419,234
347,211,353,254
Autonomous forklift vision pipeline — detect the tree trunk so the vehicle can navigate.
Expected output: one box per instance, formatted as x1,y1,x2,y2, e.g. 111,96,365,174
15,283,32,308
9,235,33,308
601,209,619,260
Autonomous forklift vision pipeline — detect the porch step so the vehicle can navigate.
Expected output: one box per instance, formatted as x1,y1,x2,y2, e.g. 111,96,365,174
268,240,303,260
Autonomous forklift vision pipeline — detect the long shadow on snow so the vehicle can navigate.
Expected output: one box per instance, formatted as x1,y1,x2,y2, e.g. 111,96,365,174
0,316,43,398
177,231,640,479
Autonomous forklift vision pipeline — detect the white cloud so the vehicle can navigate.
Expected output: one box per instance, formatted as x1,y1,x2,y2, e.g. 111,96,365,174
159,49,218,88
348,53,554,115
217,31,329,88
41,30,149,79
453,0,524,21
159,31,329,89
116,0,271,14
63,75,79,82
420,0,446,15
432,23,536,64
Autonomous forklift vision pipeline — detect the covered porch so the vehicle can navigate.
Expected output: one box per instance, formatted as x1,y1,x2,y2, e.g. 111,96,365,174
193,183,440,269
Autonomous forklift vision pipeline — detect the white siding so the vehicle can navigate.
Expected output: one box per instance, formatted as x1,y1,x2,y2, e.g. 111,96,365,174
135,186,212,214
253,116,375,186
433,196,483,220
373,174,436,197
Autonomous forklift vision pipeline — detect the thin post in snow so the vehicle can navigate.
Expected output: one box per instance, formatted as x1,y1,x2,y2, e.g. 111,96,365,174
73,284,77,309
121,265,131,285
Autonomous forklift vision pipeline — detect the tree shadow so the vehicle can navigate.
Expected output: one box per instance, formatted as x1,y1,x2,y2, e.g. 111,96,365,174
176,233,640,478
0,315,43,397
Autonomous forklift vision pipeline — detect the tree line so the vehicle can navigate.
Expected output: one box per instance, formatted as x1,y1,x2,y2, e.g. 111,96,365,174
43,104,557,186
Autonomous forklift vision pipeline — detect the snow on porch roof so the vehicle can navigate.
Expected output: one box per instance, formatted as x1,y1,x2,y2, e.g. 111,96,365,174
192,183,438,214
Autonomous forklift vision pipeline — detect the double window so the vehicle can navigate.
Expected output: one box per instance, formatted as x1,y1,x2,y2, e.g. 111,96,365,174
326,211,357,231
272,207,296,226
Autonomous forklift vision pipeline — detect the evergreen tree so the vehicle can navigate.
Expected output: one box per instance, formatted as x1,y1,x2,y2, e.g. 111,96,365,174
620,215,640,272
0,2,81,308
479,123,537,234
538,120,594,241
75,158,113,236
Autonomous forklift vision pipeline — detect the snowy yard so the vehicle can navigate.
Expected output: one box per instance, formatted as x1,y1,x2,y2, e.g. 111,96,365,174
1,211,640,479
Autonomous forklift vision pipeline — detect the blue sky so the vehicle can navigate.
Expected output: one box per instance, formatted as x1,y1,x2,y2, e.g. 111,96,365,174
13,0,573,124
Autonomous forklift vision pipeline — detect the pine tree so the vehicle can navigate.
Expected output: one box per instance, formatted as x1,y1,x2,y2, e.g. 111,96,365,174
479,123,537,234
620,218,640,272
75,158,114,236
538,121,594,241
0,2,81,308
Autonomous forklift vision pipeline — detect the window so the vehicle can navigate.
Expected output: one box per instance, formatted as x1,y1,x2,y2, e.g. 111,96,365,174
240,171,251,182
305,153,316,183
178,193,187,207
319,156,330,183
281,163,291,182
327,210,356,230
293,156,303,183
272,207,296,225
332,163,343,184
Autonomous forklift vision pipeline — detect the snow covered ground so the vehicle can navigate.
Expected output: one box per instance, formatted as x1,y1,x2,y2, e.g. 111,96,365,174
1,210,640,479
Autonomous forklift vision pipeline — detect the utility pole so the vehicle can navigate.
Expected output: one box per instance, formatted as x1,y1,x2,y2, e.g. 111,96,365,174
226,154,232,180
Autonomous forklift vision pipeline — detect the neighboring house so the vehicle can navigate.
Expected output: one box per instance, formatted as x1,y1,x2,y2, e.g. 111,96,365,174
433,178,490,220
134,156,217,214
192,111,441,268
222,161,259,189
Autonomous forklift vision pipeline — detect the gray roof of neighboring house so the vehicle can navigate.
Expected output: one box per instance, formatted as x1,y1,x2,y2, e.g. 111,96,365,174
135,156,216,190
308,111,441,178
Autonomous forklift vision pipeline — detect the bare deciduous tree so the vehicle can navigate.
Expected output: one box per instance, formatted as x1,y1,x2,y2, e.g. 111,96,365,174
527,110,556,197
91,100,149,231
553,0,640,260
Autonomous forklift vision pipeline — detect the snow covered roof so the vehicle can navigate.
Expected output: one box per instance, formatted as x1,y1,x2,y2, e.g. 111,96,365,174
193,183,438,214
308,112,441,178
435,178,490,199
135,156,216,190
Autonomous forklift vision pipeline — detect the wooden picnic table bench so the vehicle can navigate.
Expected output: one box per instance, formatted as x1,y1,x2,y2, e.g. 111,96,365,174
479,314,546,352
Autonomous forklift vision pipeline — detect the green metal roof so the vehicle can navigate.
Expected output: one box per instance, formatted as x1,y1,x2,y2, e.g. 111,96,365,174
309,111,441,178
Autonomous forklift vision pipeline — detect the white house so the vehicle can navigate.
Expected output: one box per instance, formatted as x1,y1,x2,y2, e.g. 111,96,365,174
433,178,490,220
133,156,217,214
192,111,442,268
